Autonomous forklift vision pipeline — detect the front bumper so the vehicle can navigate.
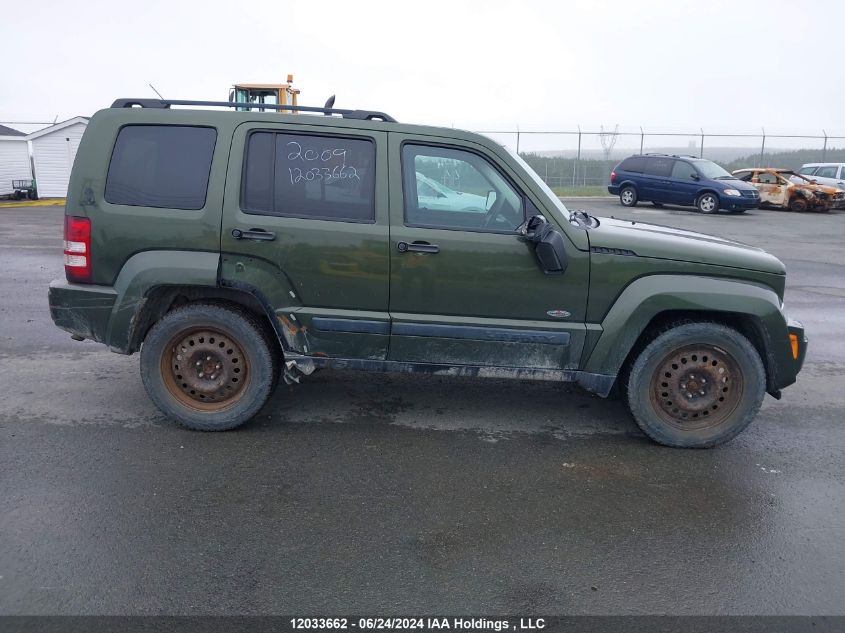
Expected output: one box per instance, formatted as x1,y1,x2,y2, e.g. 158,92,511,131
723,195,760,211
787,317,808,375
829,195,845,209
48,279,117,345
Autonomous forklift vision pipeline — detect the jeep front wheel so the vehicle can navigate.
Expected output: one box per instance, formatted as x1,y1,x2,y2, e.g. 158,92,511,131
625,322,765,448
140,303,277,431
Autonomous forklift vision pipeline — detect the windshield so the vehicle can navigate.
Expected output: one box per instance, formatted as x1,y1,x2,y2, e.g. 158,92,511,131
693,159,733,179
502,146,569,220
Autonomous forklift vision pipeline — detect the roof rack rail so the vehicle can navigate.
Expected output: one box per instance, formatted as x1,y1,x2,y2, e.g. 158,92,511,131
643,152,670,156
110,98,397,123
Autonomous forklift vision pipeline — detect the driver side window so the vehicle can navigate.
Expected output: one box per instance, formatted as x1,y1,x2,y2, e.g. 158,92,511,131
402,144,524,232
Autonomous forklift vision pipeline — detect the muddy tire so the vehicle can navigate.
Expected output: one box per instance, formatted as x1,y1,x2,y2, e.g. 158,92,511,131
620,186,638,207
140,303,278,431
696,192,719,214
789,196,809,212
625,322,765,448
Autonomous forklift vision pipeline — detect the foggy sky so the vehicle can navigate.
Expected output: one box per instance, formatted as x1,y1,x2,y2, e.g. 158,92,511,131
3,0,841,139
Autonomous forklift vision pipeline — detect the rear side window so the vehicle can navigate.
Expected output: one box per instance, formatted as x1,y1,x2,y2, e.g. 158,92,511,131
798,166,818,176
644,157,673,177
815,166,838,178
618,156,645,172
242,131,375,222
105,125,216,210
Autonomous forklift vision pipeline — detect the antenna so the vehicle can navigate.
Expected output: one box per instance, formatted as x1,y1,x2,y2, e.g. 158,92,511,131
599,124,619,161
148,83,165,100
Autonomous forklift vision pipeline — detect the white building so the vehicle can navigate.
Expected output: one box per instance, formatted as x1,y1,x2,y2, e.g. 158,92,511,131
0,124,32,197
28,117,88,198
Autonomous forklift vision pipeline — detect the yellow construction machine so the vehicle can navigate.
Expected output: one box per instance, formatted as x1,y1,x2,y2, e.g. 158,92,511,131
229,74,300,112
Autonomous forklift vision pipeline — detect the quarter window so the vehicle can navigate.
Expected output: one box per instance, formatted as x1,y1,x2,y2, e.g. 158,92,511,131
242,132,376,222
105,125,216,210
644,156,673,178
402,144,524,232
619,156,646,173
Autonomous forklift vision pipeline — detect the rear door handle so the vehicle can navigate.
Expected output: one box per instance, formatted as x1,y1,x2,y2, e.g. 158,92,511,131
232,228,276,241
397,241,439,254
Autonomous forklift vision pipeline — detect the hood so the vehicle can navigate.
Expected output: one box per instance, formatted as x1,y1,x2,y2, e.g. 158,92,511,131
589,217,786,274
794,182,840,195
720,178,758,193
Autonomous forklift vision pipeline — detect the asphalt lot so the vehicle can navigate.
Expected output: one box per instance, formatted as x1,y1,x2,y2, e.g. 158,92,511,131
1,202,843,615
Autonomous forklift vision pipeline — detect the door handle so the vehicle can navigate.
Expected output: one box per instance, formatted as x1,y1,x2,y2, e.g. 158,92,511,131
397,241,440,254
232,228,276,241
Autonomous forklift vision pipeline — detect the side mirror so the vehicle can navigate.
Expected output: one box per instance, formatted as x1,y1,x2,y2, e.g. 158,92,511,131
518,214,546,238
520,214,567,275
485,190,497,211
690,173,700,180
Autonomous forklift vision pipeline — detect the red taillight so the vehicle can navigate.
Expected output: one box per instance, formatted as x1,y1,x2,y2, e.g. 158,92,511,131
64,215,91,283
610,170,617,184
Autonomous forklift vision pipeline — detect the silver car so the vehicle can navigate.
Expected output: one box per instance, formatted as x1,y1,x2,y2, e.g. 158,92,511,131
795,163,845,189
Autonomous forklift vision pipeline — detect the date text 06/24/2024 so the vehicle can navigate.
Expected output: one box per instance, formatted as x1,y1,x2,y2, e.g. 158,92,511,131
289,618,547,631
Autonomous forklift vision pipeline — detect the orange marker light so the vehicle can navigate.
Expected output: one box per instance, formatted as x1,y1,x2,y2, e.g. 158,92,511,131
789,333,799,360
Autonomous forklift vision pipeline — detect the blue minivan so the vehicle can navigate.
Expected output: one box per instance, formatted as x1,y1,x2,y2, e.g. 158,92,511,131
608,154,760,213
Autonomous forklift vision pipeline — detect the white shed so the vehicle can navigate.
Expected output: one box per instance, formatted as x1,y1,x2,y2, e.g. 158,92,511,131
28,117,88,198
0,125,32,197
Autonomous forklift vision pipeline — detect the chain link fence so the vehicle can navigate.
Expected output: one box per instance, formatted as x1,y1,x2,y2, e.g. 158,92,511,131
475,128,845,192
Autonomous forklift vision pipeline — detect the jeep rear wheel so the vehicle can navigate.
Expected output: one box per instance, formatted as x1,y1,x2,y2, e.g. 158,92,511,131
697,193,719,214
141,303,277,431
625,322,765,448
620,186,638,207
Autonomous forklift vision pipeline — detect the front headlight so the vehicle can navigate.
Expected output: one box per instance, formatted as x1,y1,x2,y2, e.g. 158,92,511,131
724,189,741,197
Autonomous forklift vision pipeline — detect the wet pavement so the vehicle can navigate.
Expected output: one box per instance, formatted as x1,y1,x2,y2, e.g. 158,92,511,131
0,204,843,614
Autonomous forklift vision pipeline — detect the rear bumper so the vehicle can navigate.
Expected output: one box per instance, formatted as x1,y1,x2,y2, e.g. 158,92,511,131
48,279,117,345
607,184,620,195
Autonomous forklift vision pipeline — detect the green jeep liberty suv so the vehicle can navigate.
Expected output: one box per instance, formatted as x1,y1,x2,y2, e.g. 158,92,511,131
48,98,807,447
